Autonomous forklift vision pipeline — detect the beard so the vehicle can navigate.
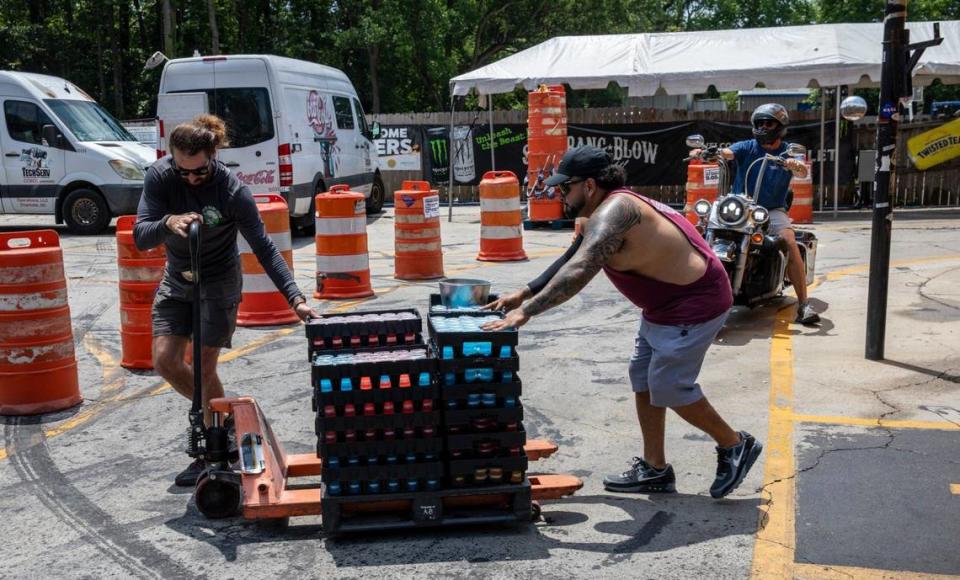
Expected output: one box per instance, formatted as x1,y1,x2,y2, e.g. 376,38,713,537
562,197,584,220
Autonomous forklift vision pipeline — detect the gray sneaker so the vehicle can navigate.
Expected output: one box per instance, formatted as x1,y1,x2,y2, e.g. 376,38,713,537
710,431,762,498
795,302,820,325
603,457,676,493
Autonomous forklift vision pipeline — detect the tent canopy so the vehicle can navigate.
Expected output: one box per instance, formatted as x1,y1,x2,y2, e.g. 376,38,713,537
450,21,960,96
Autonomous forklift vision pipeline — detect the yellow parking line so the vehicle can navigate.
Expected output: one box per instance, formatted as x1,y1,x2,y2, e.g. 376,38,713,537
950,484,960,495
792,414,960,431
793,562,960,579
751,304,797,579
753,253,960,579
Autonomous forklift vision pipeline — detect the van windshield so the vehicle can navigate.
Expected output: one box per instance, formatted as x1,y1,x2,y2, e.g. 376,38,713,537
45,99,136,142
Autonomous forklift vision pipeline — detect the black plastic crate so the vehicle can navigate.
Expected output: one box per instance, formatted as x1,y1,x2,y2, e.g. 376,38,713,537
321,481,532,535
318,435,444,461
315,381,439,409
428,293,499,313
436,354,519,376
306,308,423,360
322,459,445,482
316,410,442,433
311,345,436,390
440,375,522,403
444,406,524,429
427,311,518,358
445,428,526,455
447,455,529,486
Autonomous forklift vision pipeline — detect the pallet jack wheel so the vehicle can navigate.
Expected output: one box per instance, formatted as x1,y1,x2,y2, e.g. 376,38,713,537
195,473,241,519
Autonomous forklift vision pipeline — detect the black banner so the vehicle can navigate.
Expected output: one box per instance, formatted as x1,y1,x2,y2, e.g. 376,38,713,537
392,120,852,188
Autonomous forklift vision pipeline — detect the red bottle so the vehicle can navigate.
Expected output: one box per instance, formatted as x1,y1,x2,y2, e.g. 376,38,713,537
360,376,373,391
383,401,395,415
344,404,356,417
323,405,336,418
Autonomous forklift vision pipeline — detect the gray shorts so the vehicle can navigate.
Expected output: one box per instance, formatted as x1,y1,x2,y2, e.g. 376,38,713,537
768,208,793,236
628,311,728,408
152,274,240,349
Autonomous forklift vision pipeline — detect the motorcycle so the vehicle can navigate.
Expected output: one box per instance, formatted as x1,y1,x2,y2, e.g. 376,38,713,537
685,134,817,307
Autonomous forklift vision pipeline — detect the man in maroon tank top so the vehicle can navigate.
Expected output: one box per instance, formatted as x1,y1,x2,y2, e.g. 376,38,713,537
484,147,762,498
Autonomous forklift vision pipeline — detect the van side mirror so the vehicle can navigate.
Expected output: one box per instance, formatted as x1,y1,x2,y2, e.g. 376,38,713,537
370,121,381,140
42,124,60,148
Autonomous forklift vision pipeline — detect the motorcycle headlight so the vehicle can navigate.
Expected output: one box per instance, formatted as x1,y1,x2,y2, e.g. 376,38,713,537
751,207,769,224
694,199,712,217
108,159,145,180
717,196,746,225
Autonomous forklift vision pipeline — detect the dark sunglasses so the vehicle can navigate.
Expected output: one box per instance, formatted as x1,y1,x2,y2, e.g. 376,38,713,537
558,178,585,195
174,162,210,177
755,119,779,129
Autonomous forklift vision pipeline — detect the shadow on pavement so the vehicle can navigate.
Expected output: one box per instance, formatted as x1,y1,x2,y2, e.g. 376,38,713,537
164,492,759,567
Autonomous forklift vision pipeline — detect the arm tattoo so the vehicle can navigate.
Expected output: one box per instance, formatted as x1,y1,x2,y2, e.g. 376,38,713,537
522,195,642,317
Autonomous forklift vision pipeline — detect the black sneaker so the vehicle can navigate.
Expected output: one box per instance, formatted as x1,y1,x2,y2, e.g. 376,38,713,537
175,458,206,487
603,457,676,493
795,302,820,325
710,431,762,499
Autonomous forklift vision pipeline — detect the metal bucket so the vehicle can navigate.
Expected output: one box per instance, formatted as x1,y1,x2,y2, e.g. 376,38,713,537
438,278,491,308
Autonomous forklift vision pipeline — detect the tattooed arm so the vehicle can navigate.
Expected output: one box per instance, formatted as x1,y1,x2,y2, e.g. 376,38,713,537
482,194,642,331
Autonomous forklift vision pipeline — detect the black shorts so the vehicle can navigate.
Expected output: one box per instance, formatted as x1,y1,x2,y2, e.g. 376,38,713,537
152,274,240,349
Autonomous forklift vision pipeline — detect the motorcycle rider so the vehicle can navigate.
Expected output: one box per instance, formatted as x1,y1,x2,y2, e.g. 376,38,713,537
696,103,820,325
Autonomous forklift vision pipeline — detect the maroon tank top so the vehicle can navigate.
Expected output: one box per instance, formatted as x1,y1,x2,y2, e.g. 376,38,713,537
601,189,733,325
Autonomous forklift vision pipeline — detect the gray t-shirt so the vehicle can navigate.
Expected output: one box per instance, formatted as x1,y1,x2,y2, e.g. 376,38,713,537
134,156,302,304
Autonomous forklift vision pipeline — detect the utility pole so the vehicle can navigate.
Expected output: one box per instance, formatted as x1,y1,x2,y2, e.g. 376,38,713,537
865,2,941,360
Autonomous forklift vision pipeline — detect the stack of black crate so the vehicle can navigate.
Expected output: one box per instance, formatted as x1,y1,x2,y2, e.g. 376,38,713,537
308,309,442,501
427,309,528,490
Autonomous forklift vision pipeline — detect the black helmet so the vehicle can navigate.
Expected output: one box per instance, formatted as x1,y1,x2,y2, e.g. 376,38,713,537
751,103,789,145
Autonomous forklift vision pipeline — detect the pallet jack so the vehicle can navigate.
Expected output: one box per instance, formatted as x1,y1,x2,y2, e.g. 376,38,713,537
184,222,583,528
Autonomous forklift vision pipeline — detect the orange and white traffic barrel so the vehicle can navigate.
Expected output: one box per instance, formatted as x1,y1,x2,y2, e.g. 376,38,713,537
788,161,814,224
237,194,299,326
527,85,567,222
684,162,720,225
394,180,444,280
477,171,527,261
314,184,373,299
0,230,82,415
116,216,166,368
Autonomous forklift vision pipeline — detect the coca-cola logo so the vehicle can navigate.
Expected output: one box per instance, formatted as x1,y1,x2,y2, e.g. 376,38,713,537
236,169,276,185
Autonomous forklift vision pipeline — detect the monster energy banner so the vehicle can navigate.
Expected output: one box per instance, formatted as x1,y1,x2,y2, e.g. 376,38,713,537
391,120,851,187
425,127,449,183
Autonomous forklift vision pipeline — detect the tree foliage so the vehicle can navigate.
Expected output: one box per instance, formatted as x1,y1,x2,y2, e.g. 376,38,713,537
0,0,956,119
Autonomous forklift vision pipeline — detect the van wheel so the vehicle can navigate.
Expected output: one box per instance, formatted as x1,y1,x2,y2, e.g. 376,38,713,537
366,174,385,214
291,195,316,236
63,188,111,235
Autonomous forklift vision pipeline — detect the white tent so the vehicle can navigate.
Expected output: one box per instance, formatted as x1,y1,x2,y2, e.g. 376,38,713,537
451,21,960,96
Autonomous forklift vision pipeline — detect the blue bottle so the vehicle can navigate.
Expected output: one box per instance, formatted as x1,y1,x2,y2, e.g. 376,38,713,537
424,453,437,462
347,456,360,467
326,481,342,496
347,481,362,495
425,479,440,491
320,378,333,393
387,479,400,493
340,377,353,392
418,372,432,387
367,455,379,466
445,372,456,386
501,371,513,383
467,393,481,409
499,345,512,358
367,480,381,494
442,346,454,360
406,479,419,492
504,396,516,408
386,454,398,465
462,342,492,357
446,399,458,410
327,456,340,469
482,393,497,408
405,452,417,464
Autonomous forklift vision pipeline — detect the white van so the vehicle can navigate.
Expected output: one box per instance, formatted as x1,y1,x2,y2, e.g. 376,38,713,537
156,54,384,230
0,71,156,234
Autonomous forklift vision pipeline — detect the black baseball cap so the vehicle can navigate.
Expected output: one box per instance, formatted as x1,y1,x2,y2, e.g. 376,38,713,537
544,146,612,186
